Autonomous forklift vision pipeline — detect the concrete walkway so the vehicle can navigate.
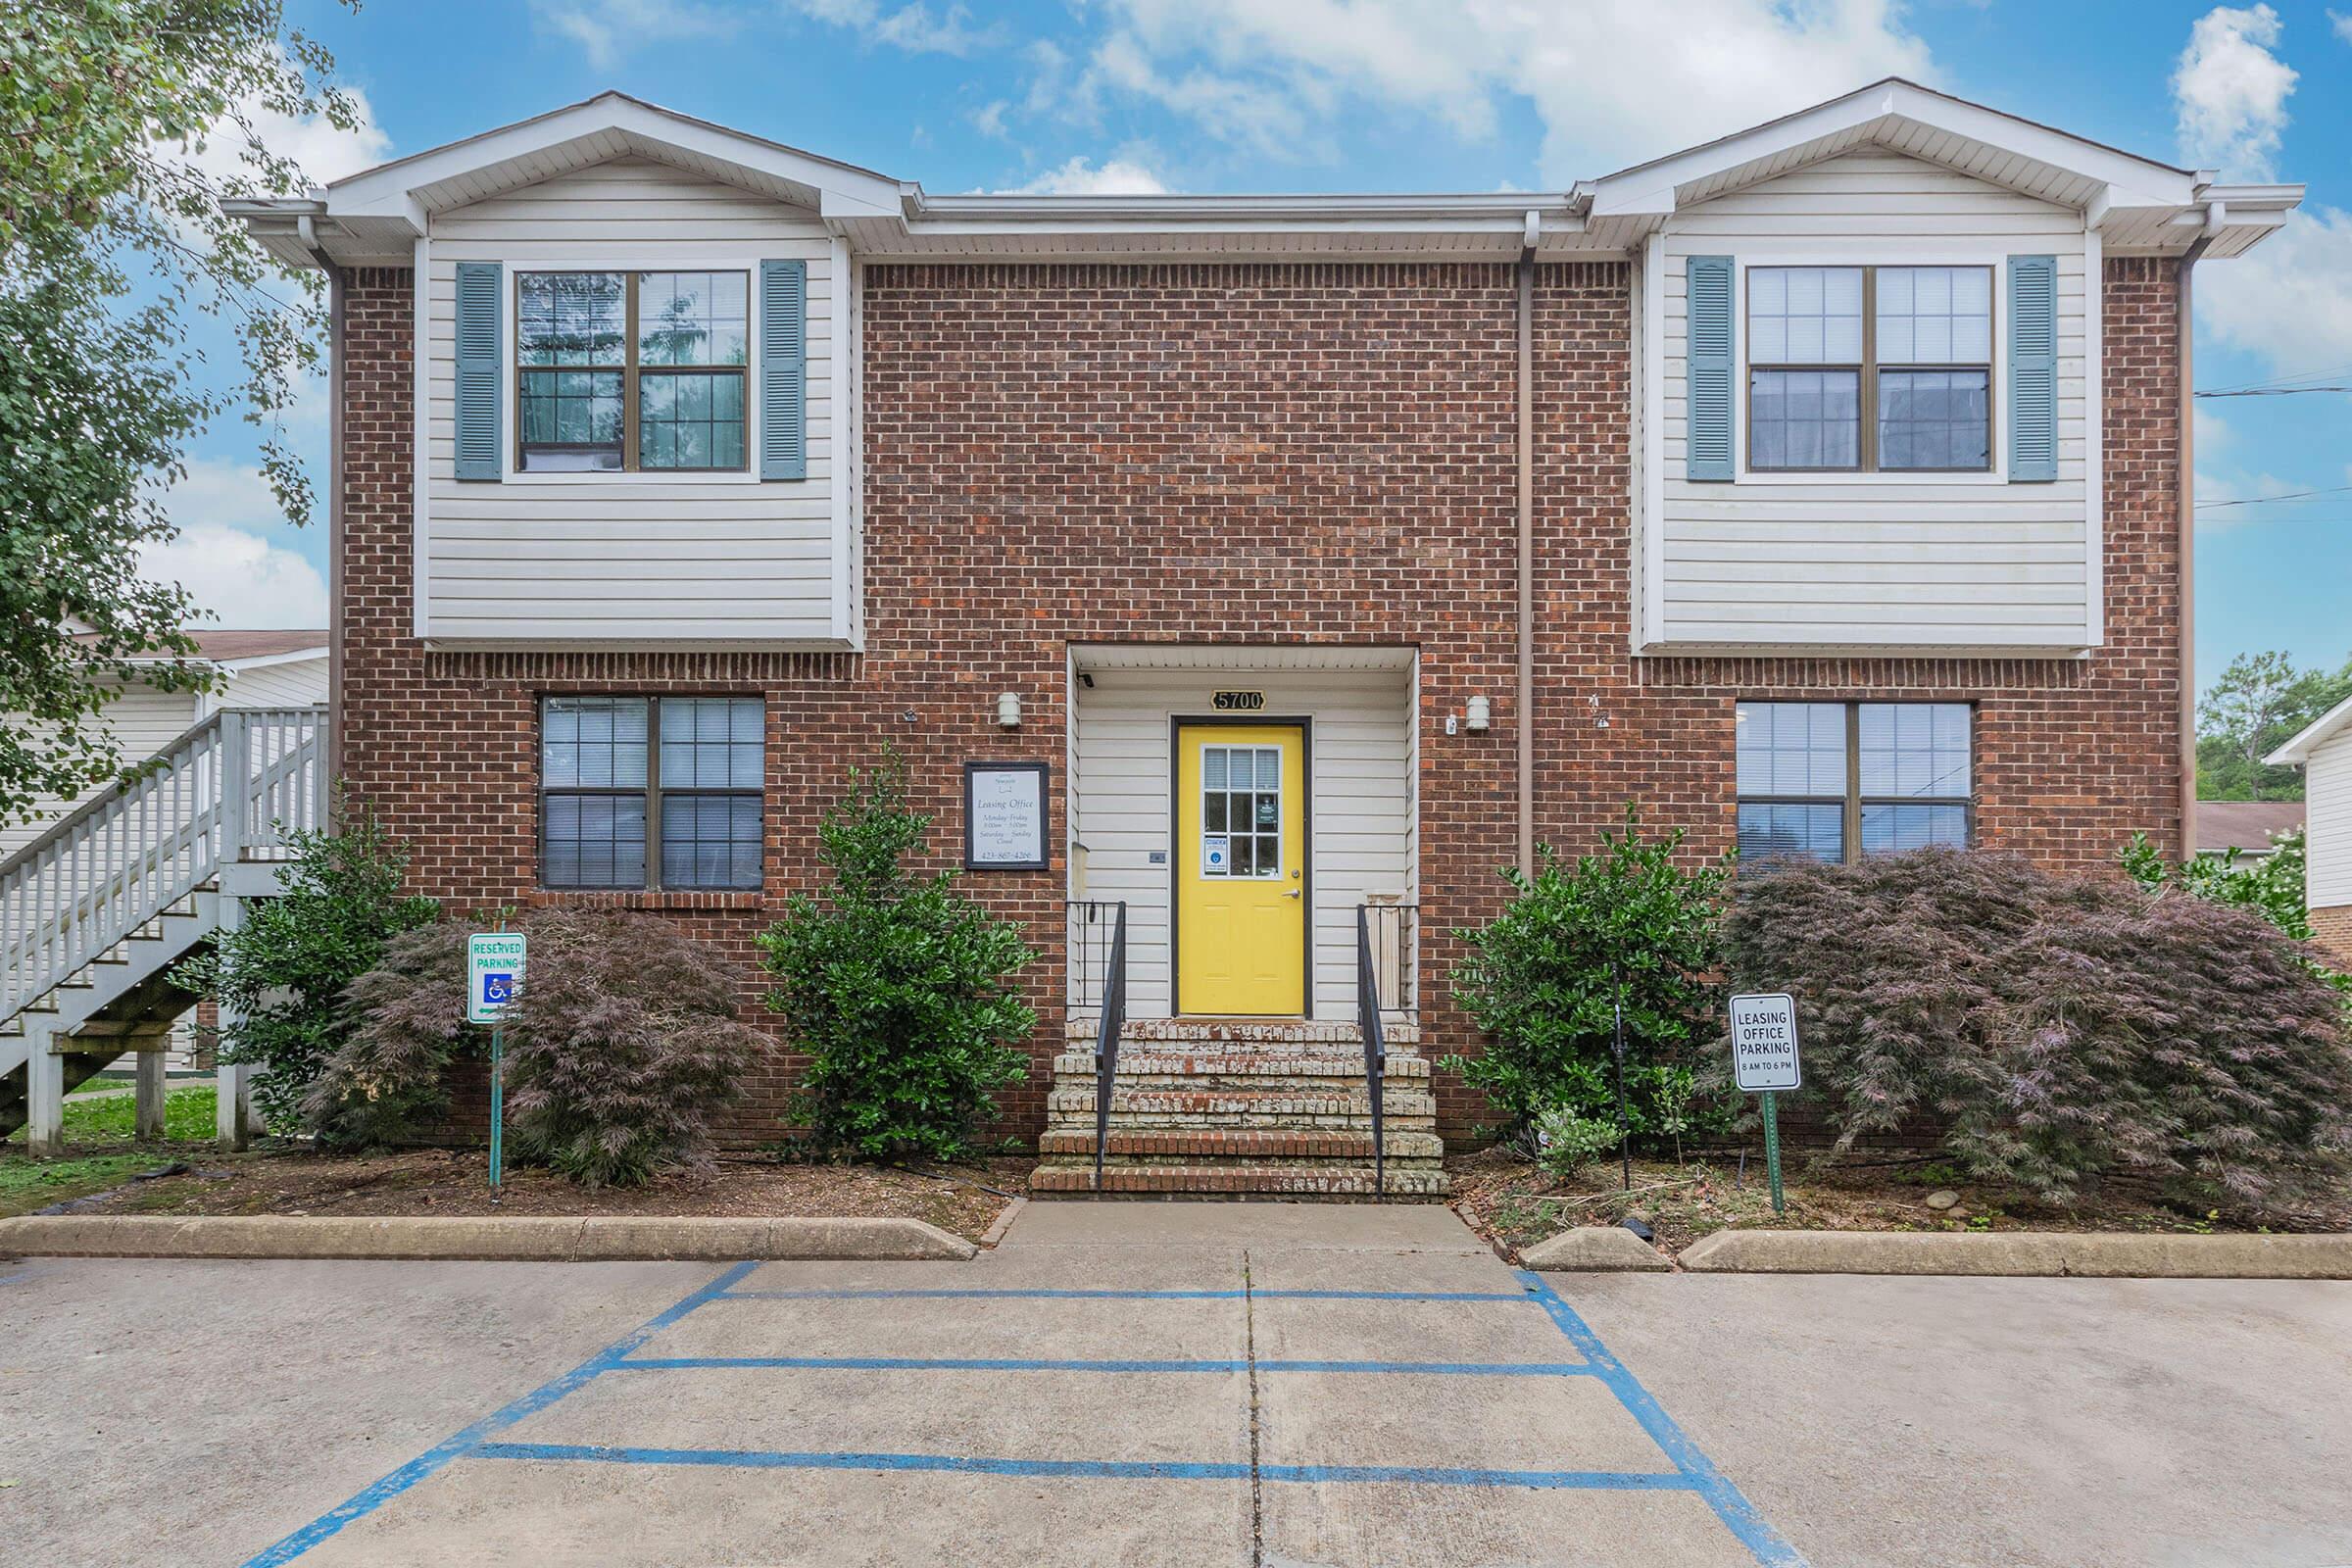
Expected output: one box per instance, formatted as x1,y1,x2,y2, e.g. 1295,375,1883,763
5,1204,2349,1566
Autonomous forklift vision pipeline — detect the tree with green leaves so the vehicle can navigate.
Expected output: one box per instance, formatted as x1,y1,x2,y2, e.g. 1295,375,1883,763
760,760,1037,1161
0,1,359,824
2196,649,2352,802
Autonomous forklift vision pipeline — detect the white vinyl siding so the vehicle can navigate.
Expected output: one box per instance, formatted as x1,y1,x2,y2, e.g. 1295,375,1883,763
1071,669,1414,1019
0,683,200,862
422,157,840,645
210,657,327,711
2308,731,2352,911
1652,151,2094,651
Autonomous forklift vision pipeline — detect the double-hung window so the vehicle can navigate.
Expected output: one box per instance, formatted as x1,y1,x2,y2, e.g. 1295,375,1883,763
1747,266,1992,473
541,697,764,890
516,271,750,472
1735,701,1974,865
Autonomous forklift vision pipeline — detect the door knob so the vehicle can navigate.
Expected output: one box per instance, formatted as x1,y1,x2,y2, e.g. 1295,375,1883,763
1282,889,1301,900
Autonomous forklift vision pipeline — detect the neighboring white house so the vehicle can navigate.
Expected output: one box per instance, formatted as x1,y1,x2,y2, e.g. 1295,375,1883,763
0,630,329,863
2267,696,2352,963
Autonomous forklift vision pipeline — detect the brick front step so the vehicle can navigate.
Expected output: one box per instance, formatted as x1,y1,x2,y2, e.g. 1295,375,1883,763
1052,1052,1431,1080
1046,1088,1439,1126
1037,1128,1444,1160
1031,1163,1451,1199
1064,1015,1423,1052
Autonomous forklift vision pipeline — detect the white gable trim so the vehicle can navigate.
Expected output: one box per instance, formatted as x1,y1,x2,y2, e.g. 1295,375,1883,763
2269,694,2352,767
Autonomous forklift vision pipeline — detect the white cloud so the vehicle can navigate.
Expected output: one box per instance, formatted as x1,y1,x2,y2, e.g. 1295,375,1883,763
1004,156,1173,196
172,64,390,197
2172,4,2296,176
2199,207,2352,374
532,0,739,70
792,0,1006,55
2330,8,2352,44
1037,0,1933,179
137,463,328,628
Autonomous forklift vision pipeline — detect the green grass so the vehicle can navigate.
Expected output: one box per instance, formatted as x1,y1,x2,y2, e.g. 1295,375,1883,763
1,1085,223,1215
5,1084,218,1147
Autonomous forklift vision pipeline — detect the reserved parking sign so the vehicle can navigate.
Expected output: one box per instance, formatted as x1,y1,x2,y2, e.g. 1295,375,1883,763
467,932,528,1025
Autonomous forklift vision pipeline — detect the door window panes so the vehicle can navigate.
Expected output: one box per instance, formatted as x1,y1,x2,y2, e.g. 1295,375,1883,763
1200,745,1282,878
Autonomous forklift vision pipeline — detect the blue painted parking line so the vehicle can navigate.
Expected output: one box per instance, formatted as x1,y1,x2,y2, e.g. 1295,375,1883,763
714,1287,1530,1302
1518,1270,1806,1567
608,1354,1594,1376
473,1441,1694,1492
238,1260,760,1568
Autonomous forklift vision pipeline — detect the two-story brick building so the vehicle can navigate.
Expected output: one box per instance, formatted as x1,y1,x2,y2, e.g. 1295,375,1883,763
227,78,2299,1194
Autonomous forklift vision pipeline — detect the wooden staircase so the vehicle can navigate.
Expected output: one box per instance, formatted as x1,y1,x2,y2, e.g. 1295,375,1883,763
1032,1016,1450,1198
1,709,324,1151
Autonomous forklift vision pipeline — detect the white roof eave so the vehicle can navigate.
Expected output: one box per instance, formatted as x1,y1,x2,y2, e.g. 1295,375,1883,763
2266,694,2352,767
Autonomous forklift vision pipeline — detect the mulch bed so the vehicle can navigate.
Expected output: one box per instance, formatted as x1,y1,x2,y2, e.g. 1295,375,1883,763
62,1147,1028,1243
1446,1146,2352,1260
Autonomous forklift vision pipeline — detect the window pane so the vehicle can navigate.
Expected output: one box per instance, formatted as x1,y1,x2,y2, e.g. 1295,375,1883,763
1736,702,1846,797
519,368,623,471
544,698,648,791
1861,803,1970,856
543,792,647,889
638,370,748,471
1747,267,1863,368
1738,803,1844,865
1876,266,1992,371
660,698,763,791
661,793,761,889
1749,369,1859,470
1859,703,1972,799
1878,369,1989,471
637,271,750,368
518,273,624,368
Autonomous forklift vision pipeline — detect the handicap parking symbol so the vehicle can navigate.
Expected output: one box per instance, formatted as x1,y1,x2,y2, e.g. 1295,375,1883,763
481,972,514,1006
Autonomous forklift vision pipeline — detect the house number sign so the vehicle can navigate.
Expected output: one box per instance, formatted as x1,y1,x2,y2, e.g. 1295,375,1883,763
1211,690,1266,711
964,761,1050,871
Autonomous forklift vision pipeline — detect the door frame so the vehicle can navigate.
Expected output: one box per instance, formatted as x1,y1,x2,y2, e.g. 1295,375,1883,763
1168,714,1314,1018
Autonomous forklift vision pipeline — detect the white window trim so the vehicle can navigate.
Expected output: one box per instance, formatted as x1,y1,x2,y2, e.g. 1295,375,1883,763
499,254,765,487
1735,247,2010,486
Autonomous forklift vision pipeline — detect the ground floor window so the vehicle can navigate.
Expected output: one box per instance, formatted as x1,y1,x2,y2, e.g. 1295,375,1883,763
540,695,764,890
1735,700,1973,865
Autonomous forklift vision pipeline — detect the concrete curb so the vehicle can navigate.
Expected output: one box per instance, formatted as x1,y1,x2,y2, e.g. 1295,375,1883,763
976,1195,1026,1249
0,1214,978,1263
1677,1228,2352,1279
1519,1226,1673,1272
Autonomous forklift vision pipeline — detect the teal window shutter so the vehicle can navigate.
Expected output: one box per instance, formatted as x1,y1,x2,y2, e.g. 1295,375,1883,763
760,259,808,481
1686,255,1736,481
454,262,502,481
2008,254,2058,482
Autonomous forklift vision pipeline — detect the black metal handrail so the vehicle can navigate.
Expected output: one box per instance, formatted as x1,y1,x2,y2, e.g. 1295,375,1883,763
1356,905,1388,1198
1067,900,1129,1193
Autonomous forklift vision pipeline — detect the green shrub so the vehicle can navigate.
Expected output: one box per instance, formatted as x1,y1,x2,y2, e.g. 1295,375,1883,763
2120,827,2313,939
760,760,1035,1161
174,804,440,1133
503,908,769,1187
1445,807,1732,1144
1533,1102,1622,1183
1724,848,2352,1213
300,921,474,1152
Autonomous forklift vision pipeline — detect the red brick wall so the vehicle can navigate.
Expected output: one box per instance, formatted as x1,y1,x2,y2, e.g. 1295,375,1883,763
334,256,2186,1147
2313,904,2352,966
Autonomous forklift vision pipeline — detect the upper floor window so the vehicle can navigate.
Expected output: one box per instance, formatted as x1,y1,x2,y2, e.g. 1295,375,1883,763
1747,266,1992,474
516,271,749,473
1735,701,1974,865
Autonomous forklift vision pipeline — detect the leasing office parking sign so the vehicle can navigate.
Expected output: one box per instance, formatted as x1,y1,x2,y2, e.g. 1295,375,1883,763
1729,992,1801,1092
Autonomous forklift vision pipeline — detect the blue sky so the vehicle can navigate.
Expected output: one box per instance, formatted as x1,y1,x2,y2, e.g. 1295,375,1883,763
165,0,2352,694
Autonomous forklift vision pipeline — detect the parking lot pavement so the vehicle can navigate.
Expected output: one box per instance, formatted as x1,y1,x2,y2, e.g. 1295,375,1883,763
6,1207,2350,1568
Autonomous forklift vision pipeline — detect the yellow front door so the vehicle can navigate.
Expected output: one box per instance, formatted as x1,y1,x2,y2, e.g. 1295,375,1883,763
1176,723,1306,1015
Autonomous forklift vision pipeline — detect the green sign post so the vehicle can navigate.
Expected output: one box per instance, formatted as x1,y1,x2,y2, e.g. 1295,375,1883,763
466,931,527,1192
1729,992,1801,1217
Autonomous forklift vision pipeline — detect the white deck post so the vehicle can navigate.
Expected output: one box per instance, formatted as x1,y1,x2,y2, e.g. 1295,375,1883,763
24,1020,65,1158
214,894,252,1152
134,1048,167,1140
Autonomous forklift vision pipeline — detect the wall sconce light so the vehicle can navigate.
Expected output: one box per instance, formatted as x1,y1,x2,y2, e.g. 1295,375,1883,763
996,692,1023,729
1465,696,1492,733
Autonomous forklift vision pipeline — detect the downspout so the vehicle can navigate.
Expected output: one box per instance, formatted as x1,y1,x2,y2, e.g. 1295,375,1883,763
2178,223,2215,859
1517,210,1539,878
298,216,347,796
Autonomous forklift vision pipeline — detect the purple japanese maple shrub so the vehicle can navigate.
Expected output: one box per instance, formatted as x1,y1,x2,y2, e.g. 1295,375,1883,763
1723,848,2352,1213
501,908,770,1186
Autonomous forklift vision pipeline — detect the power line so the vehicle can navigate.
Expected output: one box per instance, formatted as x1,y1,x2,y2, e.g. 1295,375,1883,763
2194,386,2352,398
2196,484,2352,511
